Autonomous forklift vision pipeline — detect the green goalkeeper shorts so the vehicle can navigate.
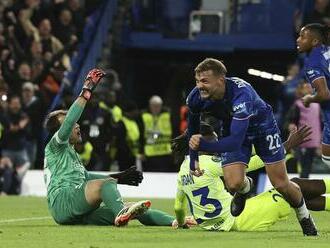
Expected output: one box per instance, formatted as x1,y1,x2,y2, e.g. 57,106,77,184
48,182,96,224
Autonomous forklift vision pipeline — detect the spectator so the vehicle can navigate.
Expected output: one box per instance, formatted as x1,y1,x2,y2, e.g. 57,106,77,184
99,91,123,123
286,82,322,178
141,95,174,172
19,12,71,70
53,8,77,46
281,63,301,108
1,95,30,193
280,63,302,127
21,82,44,168
79,94,113,171
17,62,32,82
303,0,330,26
0,157,17,195
115,101,141,171
67,0,85,39
11,62,32,94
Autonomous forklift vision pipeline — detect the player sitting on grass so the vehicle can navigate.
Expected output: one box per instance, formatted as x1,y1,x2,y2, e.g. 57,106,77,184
43,68,178,227
172,123,330,231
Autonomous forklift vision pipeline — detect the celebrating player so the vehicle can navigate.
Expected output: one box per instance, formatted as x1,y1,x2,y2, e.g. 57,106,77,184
174,123,330,232
44,68,154,226
186,58,317,235
296,23,330,170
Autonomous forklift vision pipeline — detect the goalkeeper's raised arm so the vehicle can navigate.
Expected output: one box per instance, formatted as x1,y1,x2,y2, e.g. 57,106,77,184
49,68,106,143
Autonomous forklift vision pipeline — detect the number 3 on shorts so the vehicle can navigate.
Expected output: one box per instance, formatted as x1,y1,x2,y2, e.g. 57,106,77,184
266,134,281,151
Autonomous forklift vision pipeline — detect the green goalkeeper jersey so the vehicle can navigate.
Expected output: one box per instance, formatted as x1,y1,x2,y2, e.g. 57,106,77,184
176,155,235,231
44,131,87,206
43,101,88,207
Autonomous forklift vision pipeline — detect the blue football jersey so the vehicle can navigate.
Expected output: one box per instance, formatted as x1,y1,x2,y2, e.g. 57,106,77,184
186,77,274,135
303,45,330,110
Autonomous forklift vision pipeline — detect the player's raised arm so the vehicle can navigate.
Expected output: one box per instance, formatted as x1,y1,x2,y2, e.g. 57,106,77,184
56,69,106,142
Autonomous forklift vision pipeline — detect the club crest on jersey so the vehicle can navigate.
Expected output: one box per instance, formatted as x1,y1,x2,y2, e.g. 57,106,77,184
211,155,222,163
307,70,315,76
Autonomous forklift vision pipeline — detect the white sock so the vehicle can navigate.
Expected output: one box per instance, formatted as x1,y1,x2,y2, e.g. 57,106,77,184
294,198,310,221
238,177,251,194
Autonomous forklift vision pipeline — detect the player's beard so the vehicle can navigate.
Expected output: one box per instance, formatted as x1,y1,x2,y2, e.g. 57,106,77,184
199,89,210,99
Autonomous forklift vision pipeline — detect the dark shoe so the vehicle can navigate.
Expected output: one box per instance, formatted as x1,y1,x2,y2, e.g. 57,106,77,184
230,192,248,217
230,177,253,217
299,215,318,236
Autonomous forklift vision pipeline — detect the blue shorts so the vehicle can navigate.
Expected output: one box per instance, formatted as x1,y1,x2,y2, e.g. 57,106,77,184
221,115,285,166
322,110,330,146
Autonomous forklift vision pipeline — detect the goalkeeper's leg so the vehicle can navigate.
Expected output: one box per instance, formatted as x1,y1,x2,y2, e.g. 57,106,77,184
82,205,116,225
83,180,151,226
50,180,126,225
85,179,125,215
81,207,175,226
136,209,175,226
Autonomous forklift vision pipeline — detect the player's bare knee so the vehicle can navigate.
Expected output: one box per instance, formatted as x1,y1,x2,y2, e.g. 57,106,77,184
271,179,290,194
85,180,104,205
226,180,244,193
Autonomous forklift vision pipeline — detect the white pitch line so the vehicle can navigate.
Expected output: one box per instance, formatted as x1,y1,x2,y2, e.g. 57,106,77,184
0,216,51,223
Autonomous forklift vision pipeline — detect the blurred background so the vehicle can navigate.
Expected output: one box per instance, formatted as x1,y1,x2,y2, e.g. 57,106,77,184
0,0,329,195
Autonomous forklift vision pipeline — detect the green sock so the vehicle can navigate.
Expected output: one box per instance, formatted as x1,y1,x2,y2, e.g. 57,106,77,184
137,209,175,226
100,181,124,216
324,179,330,194
325,196,330,211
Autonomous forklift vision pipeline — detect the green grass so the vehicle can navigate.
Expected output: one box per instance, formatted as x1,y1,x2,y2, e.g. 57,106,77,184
0,197,329,248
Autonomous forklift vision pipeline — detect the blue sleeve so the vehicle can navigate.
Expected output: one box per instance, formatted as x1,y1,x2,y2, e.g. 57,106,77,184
199,118,249,153
186,88,201,170
305,54,325,84
232,91,254,120
187,110,200,171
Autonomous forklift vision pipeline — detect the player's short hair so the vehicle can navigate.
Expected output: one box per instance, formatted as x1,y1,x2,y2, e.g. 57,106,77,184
194,58,227,76
200,122,218,142
304,23,330,45
171,122,217,159
45,110,68,135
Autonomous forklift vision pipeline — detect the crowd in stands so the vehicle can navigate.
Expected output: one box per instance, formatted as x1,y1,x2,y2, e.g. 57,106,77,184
0,0,90,195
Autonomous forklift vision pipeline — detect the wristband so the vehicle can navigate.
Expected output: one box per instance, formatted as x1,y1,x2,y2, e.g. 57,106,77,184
79,88,92,101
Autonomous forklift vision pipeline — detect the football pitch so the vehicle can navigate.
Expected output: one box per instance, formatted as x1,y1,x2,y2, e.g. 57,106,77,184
0,197,330,248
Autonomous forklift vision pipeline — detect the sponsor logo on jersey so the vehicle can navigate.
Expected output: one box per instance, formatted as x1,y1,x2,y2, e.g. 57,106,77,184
233,102,246,112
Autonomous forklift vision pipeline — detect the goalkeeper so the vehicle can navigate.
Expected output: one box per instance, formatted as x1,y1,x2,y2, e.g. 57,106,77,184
172,123,330,231
43,68,175,227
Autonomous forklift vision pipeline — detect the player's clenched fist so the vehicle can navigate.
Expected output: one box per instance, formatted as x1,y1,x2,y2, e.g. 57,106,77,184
189,134,202,150
79,68,106,101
